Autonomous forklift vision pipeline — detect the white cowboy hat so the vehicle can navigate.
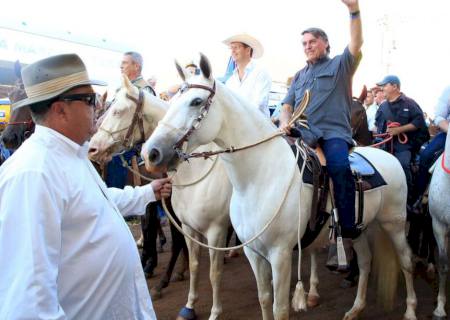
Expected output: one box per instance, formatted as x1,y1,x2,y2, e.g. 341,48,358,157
222,33,264,59
13,53,106,110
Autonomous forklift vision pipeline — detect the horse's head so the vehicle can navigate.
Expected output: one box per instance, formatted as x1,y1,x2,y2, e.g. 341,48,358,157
1,62,35,150
142,53,223,173
88,74,167,165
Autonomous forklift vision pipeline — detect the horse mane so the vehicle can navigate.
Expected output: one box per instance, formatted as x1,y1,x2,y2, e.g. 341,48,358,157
214,80,275,131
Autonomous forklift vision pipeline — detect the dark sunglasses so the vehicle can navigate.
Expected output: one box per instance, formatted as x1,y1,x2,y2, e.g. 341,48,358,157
57,93,99,108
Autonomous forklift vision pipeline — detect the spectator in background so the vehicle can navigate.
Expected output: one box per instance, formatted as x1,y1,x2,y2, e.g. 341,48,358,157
364,88,379,132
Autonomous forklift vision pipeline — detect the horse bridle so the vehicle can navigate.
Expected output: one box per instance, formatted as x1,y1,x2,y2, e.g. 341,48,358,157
172,82,216,160
7,120,35,139
97,89,146,150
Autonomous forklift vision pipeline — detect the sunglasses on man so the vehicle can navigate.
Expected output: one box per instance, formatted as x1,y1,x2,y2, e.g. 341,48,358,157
57,93,100,109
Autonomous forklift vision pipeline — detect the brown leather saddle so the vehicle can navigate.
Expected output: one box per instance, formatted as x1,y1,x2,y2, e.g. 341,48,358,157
293,142,386,248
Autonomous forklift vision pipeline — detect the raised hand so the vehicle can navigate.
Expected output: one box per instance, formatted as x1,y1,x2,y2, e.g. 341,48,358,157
341,0,359,12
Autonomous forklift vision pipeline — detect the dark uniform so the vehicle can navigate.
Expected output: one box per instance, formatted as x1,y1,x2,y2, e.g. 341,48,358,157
375,93,426,192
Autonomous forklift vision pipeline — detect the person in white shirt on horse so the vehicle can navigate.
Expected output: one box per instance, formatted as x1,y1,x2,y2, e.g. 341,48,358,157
0,53,172,320
223,33,272,118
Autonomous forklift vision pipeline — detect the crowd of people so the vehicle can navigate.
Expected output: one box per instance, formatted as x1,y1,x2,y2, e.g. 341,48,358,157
0,0,449,317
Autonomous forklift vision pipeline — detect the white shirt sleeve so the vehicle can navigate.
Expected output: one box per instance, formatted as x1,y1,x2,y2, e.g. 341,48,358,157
0,171,67,319
252,69,272,118
107,184,156,217
433,86,450,125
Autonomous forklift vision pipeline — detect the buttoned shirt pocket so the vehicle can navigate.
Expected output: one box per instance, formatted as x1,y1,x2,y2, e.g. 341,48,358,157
396,109,411,126
314,71,335,92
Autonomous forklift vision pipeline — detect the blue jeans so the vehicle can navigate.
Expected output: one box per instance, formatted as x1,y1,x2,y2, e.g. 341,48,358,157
414,132,446,200
321,138,356,238
105,149,136,188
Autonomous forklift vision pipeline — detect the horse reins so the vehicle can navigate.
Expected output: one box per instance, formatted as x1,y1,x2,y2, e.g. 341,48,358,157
97,90,147,150
370,121,408,154
171,83,310,160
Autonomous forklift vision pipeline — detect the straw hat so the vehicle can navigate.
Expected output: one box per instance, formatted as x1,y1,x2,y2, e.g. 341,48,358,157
223,33,264,59
13,53,106,110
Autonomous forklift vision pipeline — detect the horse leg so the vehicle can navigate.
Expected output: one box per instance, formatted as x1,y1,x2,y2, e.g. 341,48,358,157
383,221,417,320
151,221,184,300
270,249,293,320
343,233,371,320
244,247,274,320
432,219,448,320
206,228,227,320
307,250,320,308
177,225,201,320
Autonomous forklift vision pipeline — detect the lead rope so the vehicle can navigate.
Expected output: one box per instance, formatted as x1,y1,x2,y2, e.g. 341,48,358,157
161,160,298,251
292,139,308,311
119,153,219,187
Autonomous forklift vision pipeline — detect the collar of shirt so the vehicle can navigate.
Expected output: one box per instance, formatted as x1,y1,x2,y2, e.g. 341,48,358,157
233,60,255,82
131,76,143,84
388,93,405,105
306,54,331,67
34,125,89,159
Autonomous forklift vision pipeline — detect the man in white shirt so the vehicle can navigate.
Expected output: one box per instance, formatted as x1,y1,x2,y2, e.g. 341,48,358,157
0,54,171,319
223,33,272,118
364,87,379,133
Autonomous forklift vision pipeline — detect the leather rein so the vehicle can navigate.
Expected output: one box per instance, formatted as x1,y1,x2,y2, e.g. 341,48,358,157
172,83,310,161
97,90,146,150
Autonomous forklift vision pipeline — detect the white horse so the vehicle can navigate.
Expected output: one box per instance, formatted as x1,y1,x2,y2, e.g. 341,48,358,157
88,75,232,320
428,128,450,320
141,54,418,320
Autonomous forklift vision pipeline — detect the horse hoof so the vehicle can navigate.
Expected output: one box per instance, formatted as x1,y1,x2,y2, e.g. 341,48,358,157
172,272,185,282
432,315,446,320
150,288,162,300
307,294,320,308
177,307,197,320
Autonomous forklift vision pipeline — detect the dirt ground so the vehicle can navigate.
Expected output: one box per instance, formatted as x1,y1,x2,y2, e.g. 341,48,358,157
130,224,439,320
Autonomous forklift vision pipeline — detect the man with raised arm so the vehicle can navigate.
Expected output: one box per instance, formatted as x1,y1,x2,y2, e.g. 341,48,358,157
279,0,363,265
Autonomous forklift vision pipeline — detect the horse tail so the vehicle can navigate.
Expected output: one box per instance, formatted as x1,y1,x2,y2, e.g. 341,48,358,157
371,221,399,311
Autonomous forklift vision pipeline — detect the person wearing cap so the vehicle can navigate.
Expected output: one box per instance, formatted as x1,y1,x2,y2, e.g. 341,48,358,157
279,0,363,249
0,54,171,319
374,75,426,197
223,33,272,118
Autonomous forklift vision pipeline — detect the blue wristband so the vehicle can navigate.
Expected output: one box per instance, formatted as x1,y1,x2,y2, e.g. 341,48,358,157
350,10,360,19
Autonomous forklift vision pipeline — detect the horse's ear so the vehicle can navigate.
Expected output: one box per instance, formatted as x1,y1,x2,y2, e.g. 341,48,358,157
199,53,212,79
101,91,108,105
358,85,368,103
122,74,133,91
175,60,186,82
14,60,22,79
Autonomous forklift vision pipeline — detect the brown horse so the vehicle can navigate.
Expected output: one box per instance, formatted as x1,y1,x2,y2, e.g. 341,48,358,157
1,61,35,150
351,85,373,146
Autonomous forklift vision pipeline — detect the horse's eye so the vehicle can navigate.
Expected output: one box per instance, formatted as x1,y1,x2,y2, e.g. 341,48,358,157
190,98,203,107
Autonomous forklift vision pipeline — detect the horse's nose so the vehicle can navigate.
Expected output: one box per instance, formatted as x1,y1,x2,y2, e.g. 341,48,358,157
88,147,99,156
148,147,163,165
1,133,17,150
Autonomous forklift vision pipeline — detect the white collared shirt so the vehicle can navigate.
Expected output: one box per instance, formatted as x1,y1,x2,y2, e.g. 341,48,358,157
365,103,379,131
0,125,156,319
225,60,272,118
